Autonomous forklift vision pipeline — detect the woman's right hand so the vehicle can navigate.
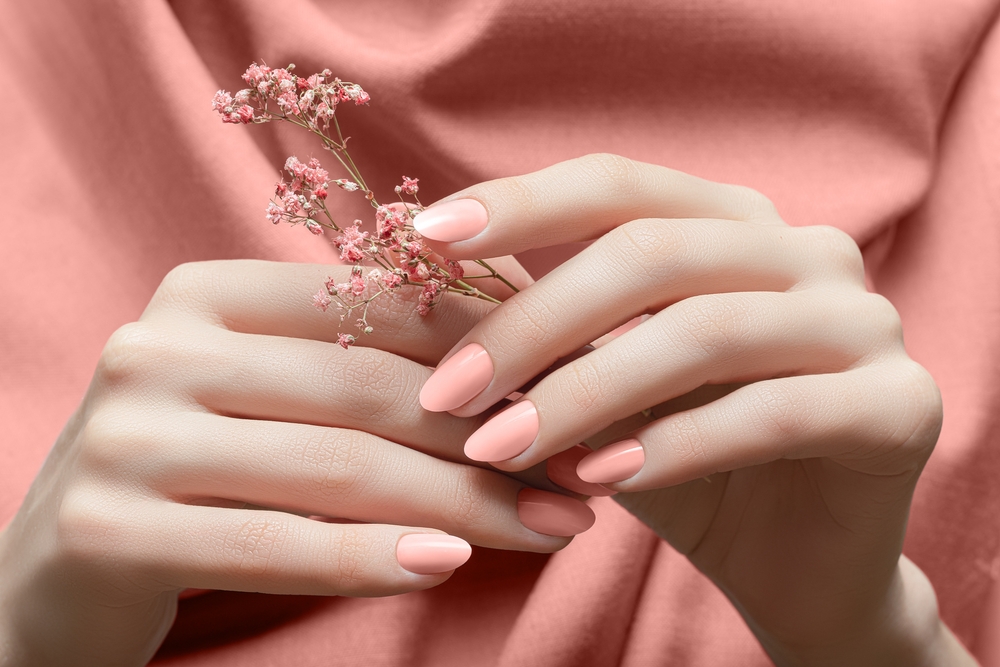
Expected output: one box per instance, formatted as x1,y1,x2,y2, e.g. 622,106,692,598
0,260,593,667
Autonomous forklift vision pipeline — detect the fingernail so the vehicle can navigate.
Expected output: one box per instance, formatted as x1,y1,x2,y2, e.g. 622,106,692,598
546,444,617,497
517,488,596,537
396,534,472,574
419,343,494,412
412,199,489,242
465,401,538,462
576,439,645,484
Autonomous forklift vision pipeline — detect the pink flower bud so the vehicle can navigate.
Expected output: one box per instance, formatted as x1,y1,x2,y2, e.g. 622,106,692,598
265,201,284,225
313,290,332,312
399,176,419,195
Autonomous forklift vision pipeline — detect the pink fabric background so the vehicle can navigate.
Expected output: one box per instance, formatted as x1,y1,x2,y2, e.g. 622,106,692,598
2,0,999,663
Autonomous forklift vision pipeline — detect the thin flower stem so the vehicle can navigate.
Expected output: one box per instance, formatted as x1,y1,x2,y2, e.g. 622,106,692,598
222,67,524,340
445,285,501,304
473,259,519,293
332,115,368,192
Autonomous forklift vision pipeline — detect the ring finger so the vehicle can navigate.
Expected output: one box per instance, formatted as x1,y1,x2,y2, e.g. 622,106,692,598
463,288,895,470
120,412,595,547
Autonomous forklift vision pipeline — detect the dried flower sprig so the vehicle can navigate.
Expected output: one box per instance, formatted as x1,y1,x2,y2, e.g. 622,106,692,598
213,62,516,348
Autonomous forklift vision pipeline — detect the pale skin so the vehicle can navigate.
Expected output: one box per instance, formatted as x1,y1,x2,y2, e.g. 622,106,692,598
0,153,979,665
423,154,979,666
0,257,559,666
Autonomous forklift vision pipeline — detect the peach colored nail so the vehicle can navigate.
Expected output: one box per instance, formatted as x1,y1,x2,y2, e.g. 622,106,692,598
412,199,489,242
396,534,472,574
419,343,494,412
546,444,616,497
465,401,538,462
516,488,595,537
576,438,645,484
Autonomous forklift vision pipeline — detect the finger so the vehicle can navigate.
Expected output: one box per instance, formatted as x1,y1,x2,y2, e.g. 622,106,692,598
102,319,486,461
100,500,472,596
419,220,864,417
411,153,783,256
140,259,498,366
578,361,940,491
131,413,588,550
464,288,894,470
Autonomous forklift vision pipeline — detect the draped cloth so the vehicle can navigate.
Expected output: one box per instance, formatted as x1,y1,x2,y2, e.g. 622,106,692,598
2,0,999,664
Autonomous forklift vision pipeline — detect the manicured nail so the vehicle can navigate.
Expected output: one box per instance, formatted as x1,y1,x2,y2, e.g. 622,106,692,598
546,444,616,497
465,401,538,462
396,534,472,574
576,439,645,484
517,488,596,537
419,343,494,412
412,199,489,242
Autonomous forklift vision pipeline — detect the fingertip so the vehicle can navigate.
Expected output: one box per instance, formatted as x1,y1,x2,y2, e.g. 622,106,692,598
419,343,494,412
576,439,645,484
396,533,473,575
412,199,489,243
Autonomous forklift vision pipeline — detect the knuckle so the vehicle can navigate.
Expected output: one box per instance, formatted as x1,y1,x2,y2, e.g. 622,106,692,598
730,185,779,221
326,348,410,425
674,297,748,361
669,412,713,469
219,515,291,578
863,293,904,343
750,383,808,444
893,362,943,446
329,528,379,592
806,225,864,278
56,488,127,565
577,153,645,200
439,465,494,528
605,219,686,280
76,408,144,475
300,429,378,504
489,294,559,350
494,171,549,220
862,292,903,349
96,322,171,387
153,262,216,313
560,357,607,413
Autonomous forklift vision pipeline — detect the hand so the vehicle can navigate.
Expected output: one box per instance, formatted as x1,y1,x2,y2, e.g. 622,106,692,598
0,260,593,667
411,154,976,665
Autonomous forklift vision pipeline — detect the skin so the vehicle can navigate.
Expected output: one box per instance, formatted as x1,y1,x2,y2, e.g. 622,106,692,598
0,153,979,665
0,258,562,667
427,153,980,665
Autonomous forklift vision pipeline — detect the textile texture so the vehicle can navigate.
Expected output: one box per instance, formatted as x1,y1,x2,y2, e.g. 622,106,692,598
1,0,999,664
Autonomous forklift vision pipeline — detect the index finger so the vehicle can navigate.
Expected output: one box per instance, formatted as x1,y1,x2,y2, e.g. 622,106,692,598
411,153,781,258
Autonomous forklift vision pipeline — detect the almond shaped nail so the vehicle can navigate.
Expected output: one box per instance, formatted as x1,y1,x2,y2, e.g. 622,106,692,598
412,199,489,242
396,534,472,574
576,439,645,484
465,401,538,462
546,444,616,496
420,343,494,412
517,488,596,537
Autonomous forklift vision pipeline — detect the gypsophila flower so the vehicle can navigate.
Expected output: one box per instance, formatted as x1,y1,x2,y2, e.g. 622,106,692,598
333,179,360,192
395,176,419,196
216,62,517,344
313,290,332,312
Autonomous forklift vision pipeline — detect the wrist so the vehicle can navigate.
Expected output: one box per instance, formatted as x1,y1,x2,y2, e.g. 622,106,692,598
760,556,976,667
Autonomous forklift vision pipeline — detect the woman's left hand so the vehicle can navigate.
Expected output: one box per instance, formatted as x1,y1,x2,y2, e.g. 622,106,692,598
411,154,974,666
